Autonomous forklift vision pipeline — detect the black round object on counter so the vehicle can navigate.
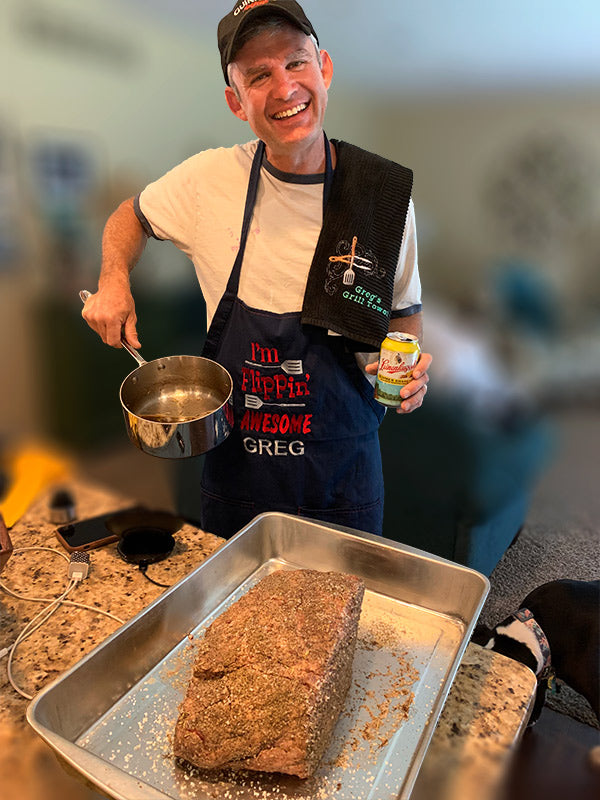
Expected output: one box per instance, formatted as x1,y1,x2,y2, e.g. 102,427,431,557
106,507,181,566
105,507,184,537
117,526,175,565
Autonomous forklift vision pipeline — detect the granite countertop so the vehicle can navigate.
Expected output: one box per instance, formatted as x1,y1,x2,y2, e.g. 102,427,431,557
411,644,536,800
0,476,537,800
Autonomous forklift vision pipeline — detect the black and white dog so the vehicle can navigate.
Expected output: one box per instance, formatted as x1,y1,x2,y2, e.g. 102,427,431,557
472,579,600,725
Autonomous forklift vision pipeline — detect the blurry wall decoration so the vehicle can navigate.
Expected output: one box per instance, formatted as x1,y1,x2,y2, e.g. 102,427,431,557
485,129,592,253
26,134,100,292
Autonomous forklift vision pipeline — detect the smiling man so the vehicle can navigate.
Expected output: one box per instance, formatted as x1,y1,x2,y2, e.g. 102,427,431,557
82,0,431,539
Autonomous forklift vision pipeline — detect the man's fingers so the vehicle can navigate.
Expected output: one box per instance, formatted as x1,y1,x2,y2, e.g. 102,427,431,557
100,320,120,348
396,381,429,414
412,352,433,380
121,307,140,348
122,324,141,350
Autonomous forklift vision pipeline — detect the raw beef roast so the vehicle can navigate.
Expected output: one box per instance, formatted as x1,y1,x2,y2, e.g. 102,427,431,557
173,568,364,778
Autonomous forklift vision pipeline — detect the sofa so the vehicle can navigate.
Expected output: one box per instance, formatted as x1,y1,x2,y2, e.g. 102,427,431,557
378,391,553,576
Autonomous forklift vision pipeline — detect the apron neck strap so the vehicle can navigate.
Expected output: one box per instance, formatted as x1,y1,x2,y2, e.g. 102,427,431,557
323,131,333,212
225,139,265,295
226,133,332,296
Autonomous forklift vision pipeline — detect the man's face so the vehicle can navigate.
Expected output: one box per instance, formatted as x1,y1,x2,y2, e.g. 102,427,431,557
225,26,333,172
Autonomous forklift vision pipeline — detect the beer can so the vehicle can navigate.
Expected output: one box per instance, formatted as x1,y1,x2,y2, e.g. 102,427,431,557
375,332,420,407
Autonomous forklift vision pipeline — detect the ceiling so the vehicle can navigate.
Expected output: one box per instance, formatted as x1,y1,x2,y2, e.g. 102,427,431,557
118,0,600,96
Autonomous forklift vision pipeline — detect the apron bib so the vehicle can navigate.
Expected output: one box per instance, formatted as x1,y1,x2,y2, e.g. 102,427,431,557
200,138,385,538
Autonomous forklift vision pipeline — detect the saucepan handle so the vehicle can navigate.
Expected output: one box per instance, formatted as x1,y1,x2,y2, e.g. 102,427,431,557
79,289,147,367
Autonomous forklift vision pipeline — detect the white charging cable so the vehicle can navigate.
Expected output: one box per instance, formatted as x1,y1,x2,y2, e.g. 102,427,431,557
0,547,125,700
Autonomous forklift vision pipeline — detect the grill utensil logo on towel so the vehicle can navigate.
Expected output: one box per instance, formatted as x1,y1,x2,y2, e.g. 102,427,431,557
325,236,383,293
325,235,389,321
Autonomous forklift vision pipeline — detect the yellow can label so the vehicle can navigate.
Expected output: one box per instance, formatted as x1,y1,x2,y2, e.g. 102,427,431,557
375,333,420,406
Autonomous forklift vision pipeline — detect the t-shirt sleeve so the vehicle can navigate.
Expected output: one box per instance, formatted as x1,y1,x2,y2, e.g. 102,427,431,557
135,156,199,260
391,198,422,318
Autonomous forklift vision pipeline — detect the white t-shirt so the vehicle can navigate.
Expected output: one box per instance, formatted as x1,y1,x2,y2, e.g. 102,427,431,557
137,139,421,333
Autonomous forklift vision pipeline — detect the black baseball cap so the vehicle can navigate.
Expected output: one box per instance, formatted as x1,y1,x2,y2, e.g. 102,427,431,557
218,0,319,85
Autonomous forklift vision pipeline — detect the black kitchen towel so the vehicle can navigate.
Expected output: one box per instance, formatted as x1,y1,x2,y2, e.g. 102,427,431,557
301,140,413,349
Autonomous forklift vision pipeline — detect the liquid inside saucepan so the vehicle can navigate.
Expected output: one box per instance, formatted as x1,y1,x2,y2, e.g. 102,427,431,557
132,389,225,424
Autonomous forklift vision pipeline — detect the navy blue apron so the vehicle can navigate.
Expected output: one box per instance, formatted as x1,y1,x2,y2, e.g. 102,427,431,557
200,136,386,538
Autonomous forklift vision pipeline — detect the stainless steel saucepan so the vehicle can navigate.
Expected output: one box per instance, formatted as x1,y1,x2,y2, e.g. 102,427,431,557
80,290,233,458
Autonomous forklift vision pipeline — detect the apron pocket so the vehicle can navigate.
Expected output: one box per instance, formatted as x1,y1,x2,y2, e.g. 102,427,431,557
199,486,256,539
298,497,383,536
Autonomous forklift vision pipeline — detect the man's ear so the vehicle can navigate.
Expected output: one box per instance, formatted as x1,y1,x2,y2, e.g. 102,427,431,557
320,49,333,90
225,86,248,121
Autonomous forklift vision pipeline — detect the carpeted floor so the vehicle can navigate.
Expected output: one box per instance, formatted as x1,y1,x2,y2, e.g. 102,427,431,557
478,407,600,729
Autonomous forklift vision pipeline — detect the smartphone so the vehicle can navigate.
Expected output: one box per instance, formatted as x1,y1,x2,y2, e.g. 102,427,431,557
55,508,137,552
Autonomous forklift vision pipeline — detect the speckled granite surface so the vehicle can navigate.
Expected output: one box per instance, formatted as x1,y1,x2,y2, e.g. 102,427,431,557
411,644,537,800
0,477,536,800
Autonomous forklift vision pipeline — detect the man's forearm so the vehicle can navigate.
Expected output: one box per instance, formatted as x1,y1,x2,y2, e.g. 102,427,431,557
99,197,148,290
389,311,423,342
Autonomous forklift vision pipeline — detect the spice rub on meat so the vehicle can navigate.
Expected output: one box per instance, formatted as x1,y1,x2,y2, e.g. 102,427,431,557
173,569,365,778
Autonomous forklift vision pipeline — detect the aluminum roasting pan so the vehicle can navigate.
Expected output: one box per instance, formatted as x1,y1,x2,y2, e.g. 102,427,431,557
27,513,489,800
